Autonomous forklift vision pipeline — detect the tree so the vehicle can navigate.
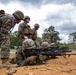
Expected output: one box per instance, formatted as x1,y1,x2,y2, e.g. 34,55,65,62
68,31,76,44
10,31,21,48
36,37,42,45
42,26,61,43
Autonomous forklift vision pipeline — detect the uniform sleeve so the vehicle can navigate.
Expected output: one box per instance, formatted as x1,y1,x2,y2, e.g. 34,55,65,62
1,18,14,34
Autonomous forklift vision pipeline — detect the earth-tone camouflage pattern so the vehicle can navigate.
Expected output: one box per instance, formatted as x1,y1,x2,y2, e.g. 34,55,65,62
11,39,37,66
21,39,36,65
18,22,34,42
44,35,51,44
39,55,49,61
22,39,36,49
13,10,24,21
41,42,50,49
0,34,11,59
32,28,37,41
0,10,24,60
22,39,37,65
39,42,50,61
25,56,37,65
0,14,16,59
32,23,39,41
23,16,30,21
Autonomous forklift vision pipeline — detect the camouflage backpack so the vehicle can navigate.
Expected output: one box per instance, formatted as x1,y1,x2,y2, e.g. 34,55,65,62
0,10,5,27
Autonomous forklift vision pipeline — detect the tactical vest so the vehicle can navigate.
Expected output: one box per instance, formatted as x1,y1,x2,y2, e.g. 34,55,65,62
19,23,33,39
24,25,33,34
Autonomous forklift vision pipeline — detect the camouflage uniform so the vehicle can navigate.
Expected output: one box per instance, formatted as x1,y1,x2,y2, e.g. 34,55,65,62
32,23,39,41
11,39,37,66
0,10,24,63
22,39,37,65
18,16,34,43
32,24,40,47
44,35,51,44
39,42,49,61
0,10,5,26
44,36,56,46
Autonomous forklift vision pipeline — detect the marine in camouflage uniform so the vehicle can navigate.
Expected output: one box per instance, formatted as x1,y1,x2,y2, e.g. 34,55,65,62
22,39,37,65
44,35,56,46
18,16,34,43
44,35,51,44
39,42,50,61
11,39,37,66
32,23,39,41
0,10,24,65
32,23,40,47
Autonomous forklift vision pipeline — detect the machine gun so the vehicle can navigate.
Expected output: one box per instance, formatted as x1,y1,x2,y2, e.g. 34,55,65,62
22,46,75,59
10,47,42,65
40,46,72,58
10,46,76,66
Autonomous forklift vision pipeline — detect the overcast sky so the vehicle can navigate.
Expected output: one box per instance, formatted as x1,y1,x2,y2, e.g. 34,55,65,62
0,0,76,43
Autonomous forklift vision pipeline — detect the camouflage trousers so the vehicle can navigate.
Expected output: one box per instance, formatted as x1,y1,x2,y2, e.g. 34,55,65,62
0,33,11,59
39,55,49,61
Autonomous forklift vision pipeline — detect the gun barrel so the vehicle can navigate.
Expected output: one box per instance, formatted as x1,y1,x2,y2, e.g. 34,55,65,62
64,52,76,55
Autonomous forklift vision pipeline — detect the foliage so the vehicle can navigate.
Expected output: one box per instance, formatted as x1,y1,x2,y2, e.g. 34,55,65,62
42,26,61,43
59,43,76,50
10,31,21,48
36,37,43,45
68,31,76,44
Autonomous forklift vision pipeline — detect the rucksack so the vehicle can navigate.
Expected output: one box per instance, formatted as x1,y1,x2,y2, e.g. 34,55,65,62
0,10,5,17
0,10,5,27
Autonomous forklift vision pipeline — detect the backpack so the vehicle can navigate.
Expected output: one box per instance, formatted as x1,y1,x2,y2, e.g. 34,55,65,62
0,10,5,27
0,10,5,17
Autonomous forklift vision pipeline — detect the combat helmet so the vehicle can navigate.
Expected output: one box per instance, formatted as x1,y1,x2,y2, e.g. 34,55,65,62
13,10,24,20
0,9,5,14
23,16,30,21
41,42,50,49
23,39,36,49
34,23,39,28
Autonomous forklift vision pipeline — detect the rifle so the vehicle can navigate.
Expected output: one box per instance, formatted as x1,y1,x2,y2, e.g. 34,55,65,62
12,46,75,65
20,46,72,59
40,46,72,58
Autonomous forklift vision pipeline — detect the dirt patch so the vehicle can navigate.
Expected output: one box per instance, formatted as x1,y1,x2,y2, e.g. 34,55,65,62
0,55,76,75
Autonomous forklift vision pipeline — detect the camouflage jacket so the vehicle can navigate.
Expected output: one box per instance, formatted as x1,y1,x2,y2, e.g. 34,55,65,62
0,14,16,34
32,28,37,41
18,22,34,39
